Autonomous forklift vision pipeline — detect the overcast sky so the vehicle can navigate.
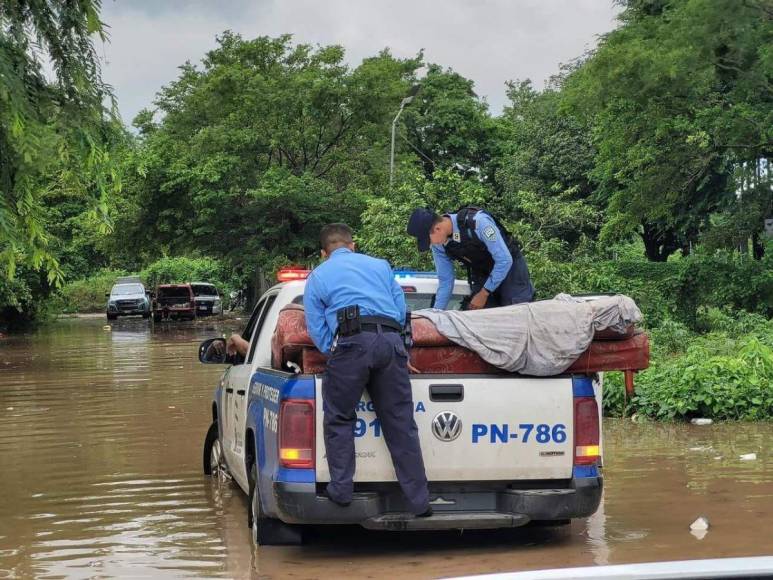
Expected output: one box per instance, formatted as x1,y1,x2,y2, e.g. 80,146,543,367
98,0,621,126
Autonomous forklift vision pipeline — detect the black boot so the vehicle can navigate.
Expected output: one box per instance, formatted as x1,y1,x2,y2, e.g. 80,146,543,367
415,506,433,518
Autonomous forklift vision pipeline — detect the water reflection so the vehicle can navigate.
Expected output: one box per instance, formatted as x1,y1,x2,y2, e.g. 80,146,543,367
1,318,772,578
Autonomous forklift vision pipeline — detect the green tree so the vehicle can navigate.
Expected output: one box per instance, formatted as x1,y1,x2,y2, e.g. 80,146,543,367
496,80,601,256
1,0,118,325
563,0,773,260
0,0,117,277
118,34,420,294
400,64,499,179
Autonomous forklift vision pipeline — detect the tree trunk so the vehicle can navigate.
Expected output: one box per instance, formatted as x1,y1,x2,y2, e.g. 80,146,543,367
641,222,680,262
751,231,765,260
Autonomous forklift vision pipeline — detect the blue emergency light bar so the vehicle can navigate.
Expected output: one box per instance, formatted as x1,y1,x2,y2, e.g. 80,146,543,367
393,270,438,279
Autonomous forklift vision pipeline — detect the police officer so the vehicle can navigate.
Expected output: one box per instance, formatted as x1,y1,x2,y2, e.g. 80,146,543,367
303,223,431,517
407,207,535,310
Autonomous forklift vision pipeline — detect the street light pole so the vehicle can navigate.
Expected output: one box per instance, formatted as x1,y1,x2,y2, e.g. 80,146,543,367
390,86,420,189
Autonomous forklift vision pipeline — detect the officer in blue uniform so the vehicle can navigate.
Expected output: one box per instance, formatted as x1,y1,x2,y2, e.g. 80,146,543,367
407,207,535,310
304,223,431,517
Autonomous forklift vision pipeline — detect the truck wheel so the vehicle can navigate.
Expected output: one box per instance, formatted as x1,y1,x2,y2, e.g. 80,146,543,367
203,422,225,477
106,313,117,321
142,311,150,319
249,464,302,546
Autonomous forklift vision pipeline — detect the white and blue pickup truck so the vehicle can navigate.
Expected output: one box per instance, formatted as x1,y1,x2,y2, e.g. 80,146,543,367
198,269,603,546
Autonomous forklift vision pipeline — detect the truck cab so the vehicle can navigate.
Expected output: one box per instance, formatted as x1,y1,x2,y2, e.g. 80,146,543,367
199,270,610,545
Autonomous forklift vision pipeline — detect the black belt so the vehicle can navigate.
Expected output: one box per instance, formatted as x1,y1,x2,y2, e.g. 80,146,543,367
360,323,400,334
340,315,402,336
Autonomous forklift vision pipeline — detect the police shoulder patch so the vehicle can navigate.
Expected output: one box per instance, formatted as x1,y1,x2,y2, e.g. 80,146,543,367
482,225,497,241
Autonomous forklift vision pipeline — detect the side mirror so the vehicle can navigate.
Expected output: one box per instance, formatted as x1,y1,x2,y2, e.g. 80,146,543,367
199,338,229,364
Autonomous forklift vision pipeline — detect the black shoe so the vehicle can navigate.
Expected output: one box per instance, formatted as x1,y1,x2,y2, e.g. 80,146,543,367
415,506,433,518
324,488,351,507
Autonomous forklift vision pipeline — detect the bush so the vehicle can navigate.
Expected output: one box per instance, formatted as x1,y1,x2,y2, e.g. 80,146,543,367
604,318,773,420
634,334,773,420
49,269,128,313
49,256,242,314
139,256,234,293
527,248,772,330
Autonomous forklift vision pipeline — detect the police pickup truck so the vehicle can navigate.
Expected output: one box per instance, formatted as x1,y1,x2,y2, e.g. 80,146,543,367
198,268,604,545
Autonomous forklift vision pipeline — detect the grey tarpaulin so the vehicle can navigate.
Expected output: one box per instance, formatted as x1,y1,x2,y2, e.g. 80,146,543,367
414,294,642,376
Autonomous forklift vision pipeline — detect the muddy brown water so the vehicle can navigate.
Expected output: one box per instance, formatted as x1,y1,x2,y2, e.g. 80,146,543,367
1,317,772,579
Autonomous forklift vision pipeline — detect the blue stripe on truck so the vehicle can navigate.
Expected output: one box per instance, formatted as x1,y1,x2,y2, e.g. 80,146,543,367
276,467,315,483
571,375,594,397
250,372,315,400
283,375,315,400
573,465,599,478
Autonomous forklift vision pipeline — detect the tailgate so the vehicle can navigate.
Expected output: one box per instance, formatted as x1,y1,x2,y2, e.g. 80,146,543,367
315,376,575,482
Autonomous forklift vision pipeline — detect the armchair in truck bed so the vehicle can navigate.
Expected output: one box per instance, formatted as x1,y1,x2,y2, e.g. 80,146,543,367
271,304,649,395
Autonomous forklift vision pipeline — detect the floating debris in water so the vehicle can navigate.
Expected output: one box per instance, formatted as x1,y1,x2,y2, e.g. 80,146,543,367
739,453,757,461
691,418,713,425
690,516,710,531
103,325,111,331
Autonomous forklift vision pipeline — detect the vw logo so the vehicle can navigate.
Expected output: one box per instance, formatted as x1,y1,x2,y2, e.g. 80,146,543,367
432,411,462,442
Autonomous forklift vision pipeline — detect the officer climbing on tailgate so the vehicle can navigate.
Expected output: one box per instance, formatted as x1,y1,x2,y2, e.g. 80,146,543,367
407,207,535,310
303,223,432,517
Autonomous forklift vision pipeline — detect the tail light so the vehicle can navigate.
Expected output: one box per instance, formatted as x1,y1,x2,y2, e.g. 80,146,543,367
574,396,600,465
279,399,315,468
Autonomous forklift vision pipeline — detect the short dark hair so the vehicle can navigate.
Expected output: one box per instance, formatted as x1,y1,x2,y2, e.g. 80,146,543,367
320,223,354,253
431,214,444,227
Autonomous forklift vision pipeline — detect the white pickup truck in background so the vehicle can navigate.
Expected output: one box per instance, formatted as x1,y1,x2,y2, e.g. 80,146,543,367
199,269,603,545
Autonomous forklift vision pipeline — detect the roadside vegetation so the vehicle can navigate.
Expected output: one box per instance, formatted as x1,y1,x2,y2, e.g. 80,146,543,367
1,1,771,419
51,257,241,313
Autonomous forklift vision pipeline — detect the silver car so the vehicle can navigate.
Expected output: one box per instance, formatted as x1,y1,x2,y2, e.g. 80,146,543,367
106,279,151,321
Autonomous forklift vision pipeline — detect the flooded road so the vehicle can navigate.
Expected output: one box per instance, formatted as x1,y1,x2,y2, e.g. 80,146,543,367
1,318,772,578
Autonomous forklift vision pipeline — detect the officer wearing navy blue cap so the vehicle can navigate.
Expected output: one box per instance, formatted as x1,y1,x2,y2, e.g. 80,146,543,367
304,223,431,517
407,207,535,310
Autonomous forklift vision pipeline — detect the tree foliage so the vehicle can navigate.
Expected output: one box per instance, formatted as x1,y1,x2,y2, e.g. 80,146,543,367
118,34,419,287
0,0,118,282
563,0,773,260
401,64,499,178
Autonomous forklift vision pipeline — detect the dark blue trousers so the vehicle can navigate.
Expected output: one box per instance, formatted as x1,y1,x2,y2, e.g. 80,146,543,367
471,253,535,307
322,328,429,514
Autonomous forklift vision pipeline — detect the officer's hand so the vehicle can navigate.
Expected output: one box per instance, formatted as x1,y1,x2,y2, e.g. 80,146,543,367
469,289,489,310
407,359,421,374
226,333,249,357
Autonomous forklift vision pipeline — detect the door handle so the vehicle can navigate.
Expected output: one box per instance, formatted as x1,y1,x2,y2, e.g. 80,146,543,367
429,384,464,402
236,389,246,396
225,387,234,393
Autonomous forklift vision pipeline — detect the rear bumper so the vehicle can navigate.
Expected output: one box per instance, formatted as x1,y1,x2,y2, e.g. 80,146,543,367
195,301,221,315
272,476,602,530
155,307,195,317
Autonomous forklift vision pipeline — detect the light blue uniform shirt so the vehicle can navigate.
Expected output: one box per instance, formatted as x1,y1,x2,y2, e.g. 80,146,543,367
303,247,406,355
431,211,513,310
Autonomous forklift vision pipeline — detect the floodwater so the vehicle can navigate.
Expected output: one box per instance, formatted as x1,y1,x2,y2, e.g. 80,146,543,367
1,317,772,579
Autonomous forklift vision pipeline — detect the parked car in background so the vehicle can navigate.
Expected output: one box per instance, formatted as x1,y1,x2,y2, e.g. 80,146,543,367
106,277,151,321
191,283,222,317
153,284,196,322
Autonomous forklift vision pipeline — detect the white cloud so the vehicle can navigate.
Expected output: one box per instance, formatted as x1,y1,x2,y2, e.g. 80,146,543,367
99,0,619,125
